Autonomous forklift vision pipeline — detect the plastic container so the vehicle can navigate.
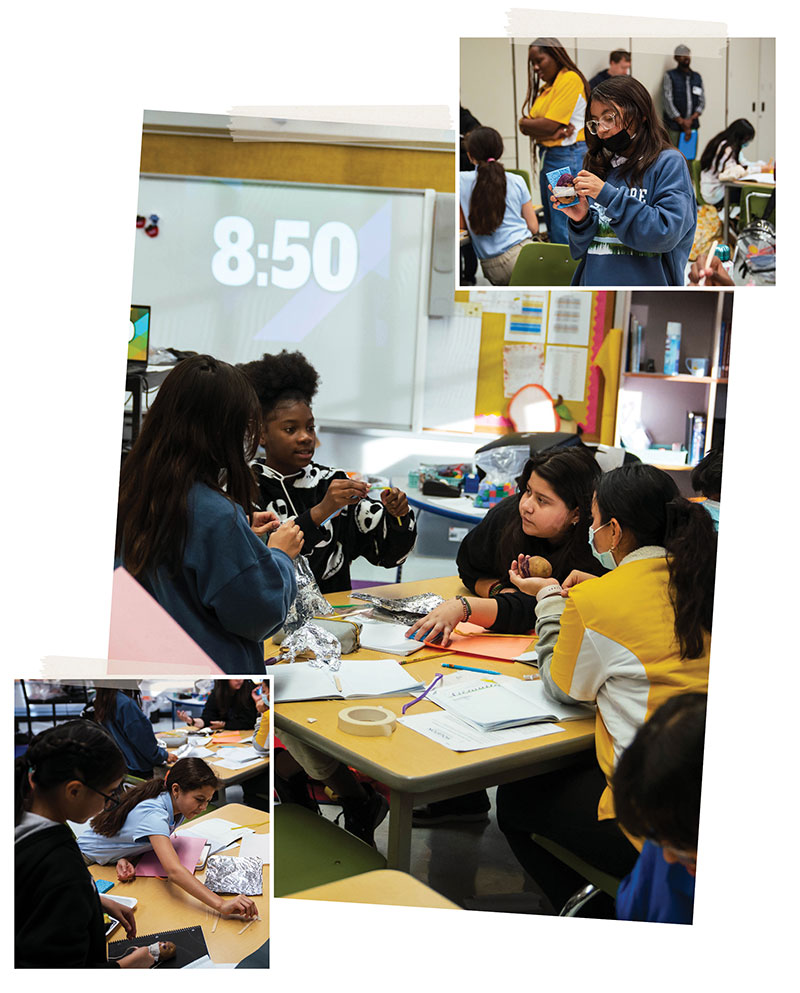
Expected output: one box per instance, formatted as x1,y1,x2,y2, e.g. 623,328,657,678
664,322,681,376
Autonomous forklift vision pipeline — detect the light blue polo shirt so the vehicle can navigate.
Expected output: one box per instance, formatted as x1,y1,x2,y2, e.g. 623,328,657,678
77,790,184,864
460,170,531,259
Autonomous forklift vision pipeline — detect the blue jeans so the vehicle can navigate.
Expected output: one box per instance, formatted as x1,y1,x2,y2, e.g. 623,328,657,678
539,142,587,246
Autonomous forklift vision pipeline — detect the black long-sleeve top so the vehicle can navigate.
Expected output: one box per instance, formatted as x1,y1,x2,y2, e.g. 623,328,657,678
457,494,606,633
201,682,259,730
250,459,416,594
15,819,119,968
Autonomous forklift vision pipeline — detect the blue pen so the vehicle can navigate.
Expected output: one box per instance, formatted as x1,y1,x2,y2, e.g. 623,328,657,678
441,662,500,675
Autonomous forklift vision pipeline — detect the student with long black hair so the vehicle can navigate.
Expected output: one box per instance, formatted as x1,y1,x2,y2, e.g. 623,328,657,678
699,118,761,208
519,37,590,246
78,757,258,918
554,75,697,286
494,463,714,916
459,126,539,285
93,686,177,779
240,349,415,594
116,355,303,674
414,446,605,641
15,721,153,968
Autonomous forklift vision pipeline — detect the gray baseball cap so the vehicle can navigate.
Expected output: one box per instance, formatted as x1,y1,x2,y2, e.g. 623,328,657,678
674,44,691,57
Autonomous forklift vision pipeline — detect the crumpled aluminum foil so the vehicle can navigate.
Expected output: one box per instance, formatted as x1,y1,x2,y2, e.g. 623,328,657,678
283,556,334,633
351,592,445,626
274,556,340,669
274,623,342,671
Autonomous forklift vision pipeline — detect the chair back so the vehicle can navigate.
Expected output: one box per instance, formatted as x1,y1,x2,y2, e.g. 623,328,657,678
689,159,707,206
509,242,579,286
506,167,531,194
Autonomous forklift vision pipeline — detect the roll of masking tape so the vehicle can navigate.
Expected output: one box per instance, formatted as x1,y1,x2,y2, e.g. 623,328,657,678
338,705,397,737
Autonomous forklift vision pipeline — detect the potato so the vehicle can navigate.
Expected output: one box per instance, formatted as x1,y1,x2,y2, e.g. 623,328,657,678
527,556,552,578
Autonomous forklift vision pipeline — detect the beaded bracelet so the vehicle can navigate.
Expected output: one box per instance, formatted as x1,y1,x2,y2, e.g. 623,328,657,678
455,595,472,622
488,581,505,597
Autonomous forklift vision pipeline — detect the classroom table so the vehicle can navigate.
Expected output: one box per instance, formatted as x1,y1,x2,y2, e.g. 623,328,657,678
720,176,775,244
288,868,460,909
90,803,269,967
272,576,595,873
405,486,488,525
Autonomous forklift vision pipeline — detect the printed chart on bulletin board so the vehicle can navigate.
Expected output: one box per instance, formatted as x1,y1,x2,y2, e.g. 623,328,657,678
465,290,613,437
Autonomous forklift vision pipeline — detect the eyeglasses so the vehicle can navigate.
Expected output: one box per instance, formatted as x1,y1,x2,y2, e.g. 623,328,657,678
586,111,618,135
81,782,124,809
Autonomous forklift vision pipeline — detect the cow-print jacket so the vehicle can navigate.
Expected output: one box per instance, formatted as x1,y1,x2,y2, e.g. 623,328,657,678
250,459,417,594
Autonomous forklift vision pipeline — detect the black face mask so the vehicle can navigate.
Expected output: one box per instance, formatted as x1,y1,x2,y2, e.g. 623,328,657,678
599,129,635,154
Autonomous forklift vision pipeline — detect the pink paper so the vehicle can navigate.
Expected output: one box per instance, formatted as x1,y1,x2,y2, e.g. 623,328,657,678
108,567,223,674
424,622,535,662
134,833,208,876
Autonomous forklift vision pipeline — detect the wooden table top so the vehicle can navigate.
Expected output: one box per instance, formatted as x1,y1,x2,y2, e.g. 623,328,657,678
273,577,594,794
164,728,269,786
92,803,269,966
288,869,460,909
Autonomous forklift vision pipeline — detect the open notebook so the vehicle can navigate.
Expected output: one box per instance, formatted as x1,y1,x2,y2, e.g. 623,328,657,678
271,659,425,702
429,674,593,732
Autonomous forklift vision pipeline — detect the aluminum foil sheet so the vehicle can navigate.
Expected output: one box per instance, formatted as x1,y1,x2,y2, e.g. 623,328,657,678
351,592,445,625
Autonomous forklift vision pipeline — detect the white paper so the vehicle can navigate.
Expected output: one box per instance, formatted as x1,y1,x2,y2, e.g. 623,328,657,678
491,674,594,720
505,293,549,341
356,617,425,656
238,831,270,864
543,344,588,402
271,658,424,702
213,745,262,764
546,291,592,346
503,343,545,397
397,710,566,751
429,677,557,731
178,817,255,854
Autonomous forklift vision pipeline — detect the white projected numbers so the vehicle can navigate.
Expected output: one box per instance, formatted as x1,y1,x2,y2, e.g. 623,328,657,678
211,215,358,291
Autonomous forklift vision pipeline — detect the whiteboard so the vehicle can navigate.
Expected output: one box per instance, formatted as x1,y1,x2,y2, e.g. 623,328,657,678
132,175,430,429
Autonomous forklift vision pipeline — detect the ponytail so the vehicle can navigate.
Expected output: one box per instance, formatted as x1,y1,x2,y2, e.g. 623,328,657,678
89,757,218,836
665,498,718,659
16,720,126,826
465,127,507,236
595,464,717,659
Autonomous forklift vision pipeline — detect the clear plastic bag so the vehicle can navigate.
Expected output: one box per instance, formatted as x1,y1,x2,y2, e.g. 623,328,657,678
474,445,530,488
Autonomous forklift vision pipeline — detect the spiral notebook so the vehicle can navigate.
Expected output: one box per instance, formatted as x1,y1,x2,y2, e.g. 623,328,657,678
108,925,208,969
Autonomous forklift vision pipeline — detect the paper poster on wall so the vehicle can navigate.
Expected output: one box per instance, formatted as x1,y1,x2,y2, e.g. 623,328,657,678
543,345,589,402
467,290,516,314
505,293,549,341
547,292,592,347
503,343,545,398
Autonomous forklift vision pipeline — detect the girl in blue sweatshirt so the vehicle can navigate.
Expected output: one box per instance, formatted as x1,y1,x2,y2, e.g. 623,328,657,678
549,76,697,286
116,355,304,674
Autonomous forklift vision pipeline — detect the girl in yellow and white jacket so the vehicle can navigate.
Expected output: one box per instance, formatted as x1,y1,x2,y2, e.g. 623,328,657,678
496,463,716,916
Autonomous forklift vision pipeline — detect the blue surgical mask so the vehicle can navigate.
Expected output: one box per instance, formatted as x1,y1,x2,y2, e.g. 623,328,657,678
703,500,720,531
588,521,618,570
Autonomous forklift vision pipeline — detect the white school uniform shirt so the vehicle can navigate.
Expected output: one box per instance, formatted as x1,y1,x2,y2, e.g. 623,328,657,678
77,790,183,864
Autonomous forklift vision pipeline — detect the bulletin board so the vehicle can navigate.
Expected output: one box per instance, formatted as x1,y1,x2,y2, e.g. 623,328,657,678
454,290,615,441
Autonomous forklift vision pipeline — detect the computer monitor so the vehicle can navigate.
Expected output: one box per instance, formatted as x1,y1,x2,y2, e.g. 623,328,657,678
128,305,150,369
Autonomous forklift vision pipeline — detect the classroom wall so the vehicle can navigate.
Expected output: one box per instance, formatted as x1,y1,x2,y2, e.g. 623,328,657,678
460,37,774,188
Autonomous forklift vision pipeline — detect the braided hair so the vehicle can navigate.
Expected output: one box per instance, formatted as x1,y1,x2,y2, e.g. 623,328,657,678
88,757,218,837
15,720,126,826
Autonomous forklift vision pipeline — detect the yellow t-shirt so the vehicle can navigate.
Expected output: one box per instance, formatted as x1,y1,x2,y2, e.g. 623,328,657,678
530,68,587,146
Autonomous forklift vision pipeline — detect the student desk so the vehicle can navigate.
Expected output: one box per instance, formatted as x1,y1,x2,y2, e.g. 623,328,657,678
90,803,269,966
288,868,460,909
273,577,595,873
721,176,775,243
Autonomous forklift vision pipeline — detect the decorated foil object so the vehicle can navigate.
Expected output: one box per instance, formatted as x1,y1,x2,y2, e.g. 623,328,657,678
276,622,342,670
276,555,341,669
351,592,445,626
203,855,263,896
282,555,334,633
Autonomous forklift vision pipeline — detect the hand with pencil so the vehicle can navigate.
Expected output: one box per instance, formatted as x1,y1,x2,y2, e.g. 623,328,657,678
380,486,410,524
311,477,370,524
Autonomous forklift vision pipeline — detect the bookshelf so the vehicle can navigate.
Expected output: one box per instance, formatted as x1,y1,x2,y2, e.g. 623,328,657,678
612,291,732,493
